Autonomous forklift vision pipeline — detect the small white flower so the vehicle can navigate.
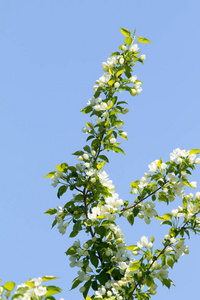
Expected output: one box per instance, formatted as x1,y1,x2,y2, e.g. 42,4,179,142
196,192,200,200
102,62,108,71
91,177,96,183
148,160,159,173
130,44,139,52
34,286,47,297
177,157,182,164
114,82,120,88
87,97,96,106
93,85,98,91
119,57,124,64
120,131,127,138
130,89,137,96
130,75,137,83
95,117,102,124
160,162,167,170
190,181,197,188
103,111,109,118
189,153,196,163
121,45,126,51
83,153,89,160
91,150,96,156
110,138,116,144
78,156,83,161
94,104,101,111
137,236,149,248
140,54,146,60
194,157,200,164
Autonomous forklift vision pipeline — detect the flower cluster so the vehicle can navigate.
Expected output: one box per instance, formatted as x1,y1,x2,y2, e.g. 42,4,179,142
44,28,200,300
0,276,62,300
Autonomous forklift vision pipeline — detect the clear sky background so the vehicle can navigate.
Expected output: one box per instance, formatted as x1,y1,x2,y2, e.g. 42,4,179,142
1,1,200,299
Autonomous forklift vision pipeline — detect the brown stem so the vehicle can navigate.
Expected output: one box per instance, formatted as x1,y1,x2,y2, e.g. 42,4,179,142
121,180,169,212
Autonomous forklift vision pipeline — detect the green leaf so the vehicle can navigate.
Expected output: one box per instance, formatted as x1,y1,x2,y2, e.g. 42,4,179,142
45,285,62,296
51,219,57,229
55,165,63,172
25,281,34,288
155,216,165,221
83,145,91,153
116,70,124,77
96,161,106,170
85,122,93,129
120,27,131,37
57,185,68,198
163,214,172,220
4,281,15,291
45,297,56,300
137,37,151,43
145,275,154,287
98,155,109,163
129,261,140,271
130,180,140,188
162,279,171,289
94,87,102,98
125,37,132,46
70,278,82,290
42,276,59,282
66,246,77,255
73,150,84,156
45,208,57,215
95,226,106,238
126,245,139,251
189,149,200,155
44,171,56,178
81,106,93,114
127,214,134,225
182,179,194,188
90,252,99,268
161,220,172,226
97,271,108,285
167,257,174,268
183,198,187,208
108,80,115,86
109,146,125,155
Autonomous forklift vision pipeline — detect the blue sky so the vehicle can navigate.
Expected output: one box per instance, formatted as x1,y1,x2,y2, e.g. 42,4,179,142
1,0,200,299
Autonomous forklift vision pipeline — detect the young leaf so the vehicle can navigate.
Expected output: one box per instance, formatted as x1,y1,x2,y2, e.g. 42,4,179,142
120,28,131,37
189,149,200,155
45,208,57,215
45,285,62,296
125,37,132,46
137,37,151,43
57,185,68,198
81,106,93,114
42,276,59,282
116,69,125,77
4,281,15,291
44,171,56,178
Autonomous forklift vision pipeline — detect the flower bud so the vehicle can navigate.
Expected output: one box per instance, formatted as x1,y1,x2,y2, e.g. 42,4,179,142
150,235,155,242
130,44,139,52
140,54,146,60
195,157,200,164
110,138,116,144
83,153,89,160
114,82,120,89
91,150,96,156
130,89,137,96
196,192,200,200
121,45,126,51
